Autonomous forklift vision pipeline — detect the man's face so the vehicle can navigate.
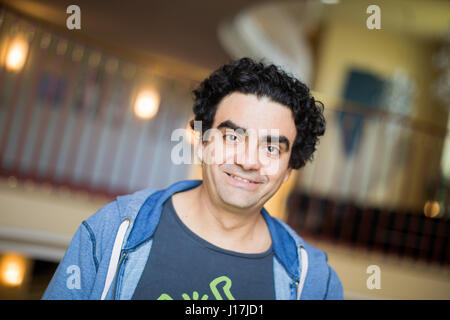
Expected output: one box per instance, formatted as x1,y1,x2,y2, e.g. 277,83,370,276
199,92,297,211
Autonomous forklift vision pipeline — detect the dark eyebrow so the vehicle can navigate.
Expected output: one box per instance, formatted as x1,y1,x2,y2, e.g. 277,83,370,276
216,120,290,152
217,120,247,135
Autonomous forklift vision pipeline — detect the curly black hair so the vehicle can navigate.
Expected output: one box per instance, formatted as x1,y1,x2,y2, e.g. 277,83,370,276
190,57,326,170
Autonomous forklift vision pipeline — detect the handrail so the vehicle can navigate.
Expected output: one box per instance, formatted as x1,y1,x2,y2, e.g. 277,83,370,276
313,91,449,138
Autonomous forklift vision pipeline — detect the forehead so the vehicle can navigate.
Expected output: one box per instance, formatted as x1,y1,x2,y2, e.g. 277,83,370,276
212,92,296,140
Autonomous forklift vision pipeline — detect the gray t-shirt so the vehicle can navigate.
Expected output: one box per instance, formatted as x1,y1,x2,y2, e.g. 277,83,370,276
131,195,275,300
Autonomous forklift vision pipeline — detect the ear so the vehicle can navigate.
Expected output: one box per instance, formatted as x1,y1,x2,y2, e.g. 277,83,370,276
282,168,292,184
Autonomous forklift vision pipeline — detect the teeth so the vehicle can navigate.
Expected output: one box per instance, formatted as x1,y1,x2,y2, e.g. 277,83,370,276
231,174,253,183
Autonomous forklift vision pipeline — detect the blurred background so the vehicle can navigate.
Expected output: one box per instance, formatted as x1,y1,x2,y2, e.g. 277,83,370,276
0,0,449,299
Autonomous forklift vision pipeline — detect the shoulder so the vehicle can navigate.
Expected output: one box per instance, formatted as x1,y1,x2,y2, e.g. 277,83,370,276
85,187,159,226
271,217,343,299
271,216,328,261
82,187,159,254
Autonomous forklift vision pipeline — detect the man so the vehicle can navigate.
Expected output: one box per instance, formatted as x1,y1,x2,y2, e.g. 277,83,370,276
43,57,343,300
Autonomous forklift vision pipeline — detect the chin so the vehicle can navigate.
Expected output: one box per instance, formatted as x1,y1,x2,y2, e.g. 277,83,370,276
224,200,256,210
218,191,259,210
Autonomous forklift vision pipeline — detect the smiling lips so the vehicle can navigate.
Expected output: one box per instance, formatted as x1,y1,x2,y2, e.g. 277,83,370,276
224,171,263,190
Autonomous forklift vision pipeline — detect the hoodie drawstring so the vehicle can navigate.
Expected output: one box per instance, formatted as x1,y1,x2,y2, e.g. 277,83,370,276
296,245,308,300
101,218,130,300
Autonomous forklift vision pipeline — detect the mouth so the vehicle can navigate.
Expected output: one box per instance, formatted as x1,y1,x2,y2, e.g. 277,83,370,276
224,172,263,189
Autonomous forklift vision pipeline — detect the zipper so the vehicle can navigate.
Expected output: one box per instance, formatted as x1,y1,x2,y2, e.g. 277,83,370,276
112,251,127,300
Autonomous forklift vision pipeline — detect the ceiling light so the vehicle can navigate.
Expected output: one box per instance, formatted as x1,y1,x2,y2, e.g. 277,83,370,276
134,90,160,120
5,36,28,72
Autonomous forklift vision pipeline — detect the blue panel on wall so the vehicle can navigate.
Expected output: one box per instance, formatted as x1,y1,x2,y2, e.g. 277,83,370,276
338,69,385,157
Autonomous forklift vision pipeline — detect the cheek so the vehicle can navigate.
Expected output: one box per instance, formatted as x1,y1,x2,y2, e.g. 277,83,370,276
260,154,290,177
202,140,225,164
224,144,239,164
261,164,278,177
213,140,240,165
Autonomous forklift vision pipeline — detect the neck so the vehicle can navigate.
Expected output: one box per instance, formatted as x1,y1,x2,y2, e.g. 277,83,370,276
198,183,262,231
173,184,271,253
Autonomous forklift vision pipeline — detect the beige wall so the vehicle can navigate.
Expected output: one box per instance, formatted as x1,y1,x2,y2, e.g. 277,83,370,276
300,17,447,211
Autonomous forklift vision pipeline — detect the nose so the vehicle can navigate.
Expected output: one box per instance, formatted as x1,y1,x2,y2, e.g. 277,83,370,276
235,137,262,171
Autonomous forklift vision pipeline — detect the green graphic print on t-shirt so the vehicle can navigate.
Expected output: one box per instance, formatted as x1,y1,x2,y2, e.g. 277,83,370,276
157,275,236,300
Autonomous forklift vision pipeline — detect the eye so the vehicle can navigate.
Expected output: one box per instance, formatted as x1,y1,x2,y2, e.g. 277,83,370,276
266,145,280,156
224,133,239,143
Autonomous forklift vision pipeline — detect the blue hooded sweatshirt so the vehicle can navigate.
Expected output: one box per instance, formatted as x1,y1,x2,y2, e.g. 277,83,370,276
42,179,343,300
